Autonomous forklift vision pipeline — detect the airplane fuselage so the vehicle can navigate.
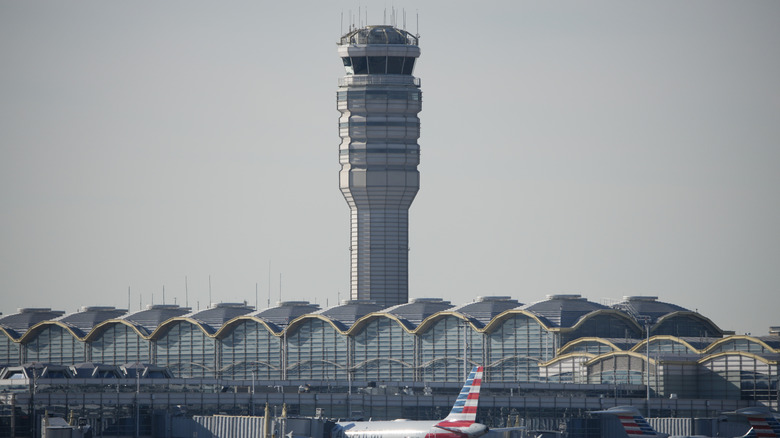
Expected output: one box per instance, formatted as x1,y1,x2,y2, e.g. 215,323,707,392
337,420,460,438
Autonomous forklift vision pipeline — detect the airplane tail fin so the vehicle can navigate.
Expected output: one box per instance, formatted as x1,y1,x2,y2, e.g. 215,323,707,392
440,366,483,425
590,406,660,436
736,407,780,438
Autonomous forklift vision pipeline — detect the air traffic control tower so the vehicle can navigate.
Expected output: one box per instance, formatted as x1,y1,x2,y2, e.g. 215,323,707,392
337,25,421,308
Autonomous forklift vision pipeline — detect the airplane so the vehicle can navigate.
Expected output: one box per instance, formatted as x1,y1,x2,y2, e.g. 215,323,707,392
335,366,489,438
590,405,776,438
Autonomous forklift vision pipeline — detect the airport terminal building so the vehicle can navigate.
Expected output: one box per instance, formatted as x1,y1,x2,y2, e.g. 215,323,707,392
0,295,778,436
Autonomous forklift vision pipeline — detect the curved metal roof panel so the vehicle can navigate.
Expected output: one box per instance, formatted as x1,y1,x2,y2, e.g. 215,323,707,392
54,307,127,337
383,298,453,328
612,296,688,323
315,300,385,329
121,305,191,334
523,295,608,328
252,301,320,330
0,308,65,339
451,296,523,328
184,303,254,333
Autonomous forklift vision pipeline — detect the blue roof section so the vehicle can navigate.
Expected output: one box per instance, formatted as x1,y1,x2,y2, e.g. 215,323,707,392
184,303,254,334
451,296,523,328
523,295,608,328
316,300,385,330
0,308,65,339
384,298,454,328
612,296,689,324
252,301,321,331
121,305,191,335
54,307,127,337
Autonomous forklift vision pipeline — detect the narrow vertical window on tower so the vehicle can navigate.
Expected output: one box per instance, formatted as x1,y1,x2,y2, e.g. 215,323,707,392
337,25,422,309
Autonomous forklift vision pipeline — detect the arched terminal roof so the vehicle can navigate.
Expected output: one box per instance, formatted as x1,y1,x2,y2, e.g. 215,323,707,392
120,305,191,334
612,296,688,323
383,298,453,329
0,308,65,339
340,25,418,46
314,300,384,330
181,303,254,334
450,296,523,328
251,301,320,331
53,306,127,337
523,295,608,328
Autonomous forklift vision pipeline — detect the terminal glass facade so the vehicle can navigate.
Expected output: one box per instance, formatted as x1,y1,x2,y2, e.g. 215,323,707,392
486,314,554,382
90,323,151,365
419,316,483,382
156,321,217,378
220,320,282,380
24,325,86,365
353,317,415,381
286,319,348,380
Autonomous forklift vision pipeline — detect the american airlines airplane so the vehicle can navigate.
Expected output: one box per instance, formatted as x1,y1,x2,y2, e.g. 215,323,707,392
591,405,780,438
335,366,488,438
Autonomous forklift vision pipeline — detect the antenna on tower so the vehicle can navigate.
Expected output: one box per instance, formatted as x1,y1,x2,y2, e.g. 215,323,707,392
341,11,343,36
185,276,189,308
416,10,419,36
403,9,406,30
383,8,386,24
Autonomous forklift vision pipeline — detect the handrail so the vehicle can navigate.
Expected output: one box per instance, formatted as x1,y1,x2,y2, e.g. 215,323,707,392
339,75,420,87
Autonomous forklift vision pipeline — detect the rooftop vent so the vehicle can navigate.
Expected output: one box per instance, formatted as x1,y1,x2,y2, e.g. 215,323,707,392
476,296,513,302
18,308,57,313
208,302,253,309
622,296,659,302
340,300,378,306
145,304,184,310
410,298,450,304
79,306,118,312
546,294,583,300
277,301,312,307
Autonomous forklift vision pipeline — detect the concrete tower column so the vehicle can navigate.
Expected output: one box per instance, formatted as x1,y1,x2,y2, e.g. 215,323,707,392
337,26,422,308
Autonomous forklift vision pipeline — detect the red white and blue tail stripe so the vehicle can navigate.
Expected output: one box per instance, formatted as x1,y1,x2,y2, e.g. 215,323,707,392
438,366,483,427
737,408,780,438
616,413,658,436
590,406,658,436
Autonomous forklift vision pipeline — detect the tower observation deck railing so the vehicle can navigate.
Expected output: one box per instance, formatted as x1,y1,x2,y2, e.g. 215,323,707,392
339,75,421,87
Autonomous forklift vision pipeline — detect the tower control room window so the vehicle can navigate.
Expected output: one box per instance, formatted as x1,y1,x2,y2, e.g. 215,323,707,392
368,56,387,74
342,57,354,75
387,56,404,74
402,57,415,75
351,56,368,74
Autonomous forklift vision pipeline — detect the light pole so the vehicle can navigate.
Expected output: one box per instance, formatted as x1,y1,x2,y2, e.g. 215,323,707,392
638,316,651,416
251,369,256,416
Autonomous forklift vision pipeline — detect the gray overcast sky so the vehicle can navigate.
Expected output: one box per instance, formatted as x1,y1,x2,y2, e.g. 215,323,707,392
1,1,778,336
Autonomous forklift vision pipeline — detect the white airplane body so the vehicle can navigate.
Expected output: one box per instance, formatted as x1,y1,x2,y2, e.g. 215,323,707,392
336,366,488,438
